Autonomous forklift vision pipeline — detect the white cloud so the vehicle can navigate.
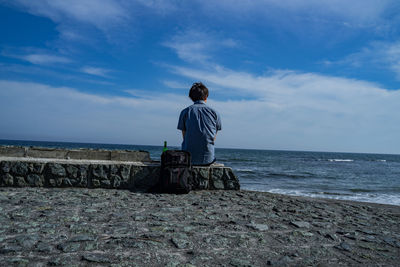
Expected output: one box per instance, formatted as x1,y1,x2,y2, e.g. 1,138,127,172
80,66,112,78
163,80,190,89
10,0,129,32
0,80,189,145
5,0,398,53
11,0,393,29
327,41,400,79
134,0,177,13
0,62,114,86
385,42,400,78
6,0,399,46
1,73,400,153
5,0,178,43
20,53,72,65
2,48,72,65
172,65,385,111
1,0,400,153
164,30,239,63
3,0,138,46
169,65,400,153
197,0,396,27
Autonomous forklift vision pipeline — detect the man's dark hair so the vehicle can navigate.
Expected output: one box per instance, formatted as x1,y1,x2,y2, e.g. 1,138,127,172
189,82,209,101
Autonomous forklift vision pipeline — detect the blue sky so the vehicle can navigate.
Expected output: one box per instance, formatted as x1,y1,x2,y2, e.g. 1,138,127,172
1,0,400,154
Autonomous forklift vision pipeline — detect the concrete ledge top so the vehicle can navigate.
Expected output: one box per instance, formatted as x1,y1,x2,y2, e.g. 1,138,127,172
0,146,151,162
0,156,157,166
0,156,226,168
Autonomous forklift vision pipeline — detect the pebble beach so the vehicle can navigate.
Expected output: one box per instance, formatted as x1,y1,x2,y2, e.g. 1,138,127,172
0,188,399,266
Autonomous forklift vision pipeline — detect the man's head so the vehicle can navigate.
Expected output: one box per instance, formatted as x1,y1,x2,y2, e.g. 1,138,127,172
189,82,209,102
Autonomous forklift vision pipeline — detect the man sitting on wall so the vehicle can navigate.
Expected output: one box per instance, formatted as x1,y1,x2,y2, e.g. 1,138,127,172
177,82,222,165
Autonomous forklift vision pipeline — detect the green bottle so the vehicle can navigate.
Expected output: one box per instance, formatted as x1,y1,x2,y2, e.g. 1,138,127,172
163,141,168,152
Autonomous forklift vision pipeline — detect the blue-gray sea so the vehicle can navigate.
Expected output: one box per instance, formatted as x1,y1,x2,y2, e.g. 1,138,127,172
1,140,400,206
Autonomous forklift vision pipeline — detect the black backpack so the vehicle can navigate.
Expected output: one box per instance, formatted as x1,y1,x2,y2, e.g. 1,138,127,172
159,150,192,194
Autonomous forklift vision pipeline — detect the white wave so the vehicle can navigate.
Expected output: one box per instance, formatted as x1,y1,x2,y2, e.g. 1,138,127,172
376,159,387,162
328,159,354,162
235,168,254,172
241,186,400,206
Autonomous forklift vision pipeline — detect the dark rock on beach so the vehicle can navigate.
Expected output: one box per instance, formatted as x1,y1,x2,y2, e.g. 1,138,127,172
0,188,399,266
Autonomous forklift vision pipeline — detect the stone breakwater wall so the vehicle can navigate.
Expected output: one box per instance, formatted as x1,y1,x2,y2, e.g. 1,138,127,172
0,157,240,192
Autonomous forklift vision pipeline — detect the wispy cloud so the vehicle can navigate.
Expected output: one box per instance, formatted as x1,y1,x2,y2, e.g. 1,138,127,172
6,0,399,47
197,0,397,28
163,80,190,89
3,0,136,47
133,0,177,13
21,53,72,65
171,65,386,109
2,48,72,65
164,30,238,63
379,42,400,78
80,66,112,78
5,0,179,44
326,41,400,80
10,0,129,32
11,0,393,29
0,62,114,86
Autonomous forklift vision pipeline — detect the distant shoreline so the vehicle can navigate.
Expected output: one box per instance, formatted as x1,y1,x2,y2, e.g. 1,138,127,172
1,139,399,156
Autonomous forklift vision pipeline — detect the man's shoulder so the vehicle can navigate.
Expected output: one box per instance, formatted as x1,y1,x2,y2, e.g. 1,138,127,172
207,104,219,112
184,103,220,116
203,105,220,116
180,105,191,113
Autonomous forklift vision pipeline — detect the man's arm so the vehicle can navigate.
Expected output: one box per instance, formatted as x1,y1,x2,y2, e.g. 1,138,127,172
215,111,221,141
178,109,186,141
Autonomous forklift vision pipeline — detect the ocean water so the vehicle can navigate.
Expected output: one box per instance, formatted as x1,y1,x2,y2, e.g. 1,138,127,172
1,140,400,206
216,148,400,206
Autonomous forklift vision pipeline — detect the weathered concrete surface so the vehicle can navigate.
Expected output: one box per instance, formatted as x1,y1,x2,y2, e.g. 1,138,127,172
0,146,151,162
0,157,240,191
0,188,399,266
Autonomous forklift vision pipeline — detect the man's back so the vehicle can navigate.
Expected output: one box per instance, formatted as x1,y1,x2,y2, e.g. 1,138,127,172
178,99,221,165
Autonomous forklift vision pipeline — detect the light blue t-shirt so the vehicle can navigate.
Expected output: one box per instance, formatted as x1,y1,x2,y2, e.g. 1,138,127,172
177,100,222,165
